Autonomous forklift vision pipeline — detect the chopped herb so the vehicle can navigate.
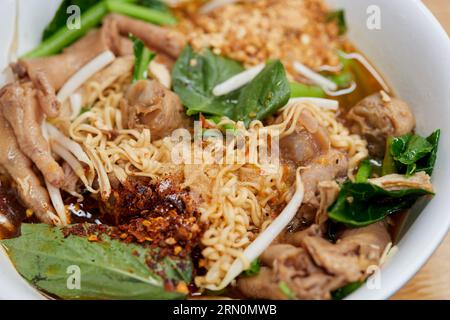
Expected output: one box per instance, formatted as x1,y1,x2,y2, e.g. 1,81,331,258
79,106,91,115
278,281,296,299
243,260,261,277
208,116,237,132
332,281,363,300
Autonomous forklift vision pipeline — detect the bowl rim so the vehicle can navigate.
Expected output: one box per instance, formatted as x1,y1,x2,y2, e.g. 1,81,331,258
1,0,449,300
344,0,450,300
384,0,450,299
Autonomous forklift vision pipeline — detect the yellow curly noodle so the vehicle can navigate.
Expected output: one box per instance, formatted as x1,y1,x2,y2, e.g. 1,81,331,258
62,70,367,290
191,103,368,290
67,72,174,199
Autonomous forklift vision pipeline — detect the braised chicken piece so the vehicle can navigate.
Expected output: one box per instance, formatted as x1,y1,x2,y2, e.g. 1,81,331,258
290,150,348,228
278,109,348,229
346,91,415,157
0,83,64,187
301,222,390,280
105,14,187,60
34,71,61,118
13,28,114,91
13,14,184,93
237,244,344,300
121,79,188,141
237,222,390,300
314,180,340,225
301,150,348,206
76,56,134,106
0,112,58,225
61,162,80,197
56,56,135,122
279,109,330,166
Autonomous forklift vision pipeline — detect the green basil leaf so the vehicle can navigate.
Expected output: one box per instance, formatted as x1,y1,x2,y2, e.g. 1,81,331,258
331,281,363,300
1,224,192,300
172,46,244,119
233,60,290,126
172,46,290,126
328,181,434,227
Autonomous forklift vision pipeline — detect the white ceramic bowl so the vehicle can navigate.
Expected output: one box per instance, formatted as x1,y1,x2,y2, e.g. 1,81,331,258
0,0,449,300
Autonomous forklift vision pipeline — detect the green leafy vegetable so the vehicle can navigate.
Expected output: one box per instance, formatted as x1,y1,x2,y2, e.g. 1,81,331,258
0,224,192,299
331,281,363,300
416,129,441,175
328,71,353,88
207,116,237,132
278,281,296,299
43,0,171,41
328,181,434,227
172,46,244,119
290,82,325,98
27,0,175,58
243,260,261,277
384,130,441,176
132,37,155,82
392,134,433,175
234,60,290,125
355,159,372,183
173,46,290,126
106,0,177,25
136,0,170,12
24,2,108,58
326,10,347,35
42,0,100,41
382,136,397,176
